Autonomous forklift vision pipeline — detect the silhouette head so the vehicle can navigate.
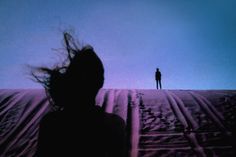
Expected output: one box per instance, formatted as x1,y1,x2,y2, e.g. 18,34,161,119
53,47,104,108
31,32,104,109
156,68,159,71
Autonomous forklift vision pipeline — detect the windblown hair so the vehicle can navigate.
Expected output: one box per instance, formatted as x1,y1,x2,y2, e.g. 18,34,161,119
31,32,104,108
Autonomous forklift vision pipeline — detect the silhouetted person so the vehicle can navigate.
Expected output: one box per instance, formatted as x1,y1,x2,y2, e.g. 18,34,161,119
32,32,127,157
155,68,162,89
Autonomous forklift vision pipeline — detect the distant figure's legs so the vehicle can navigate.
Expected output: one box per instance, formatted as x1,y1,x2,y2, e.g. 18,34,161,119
159,79,162,89
156,80,162,90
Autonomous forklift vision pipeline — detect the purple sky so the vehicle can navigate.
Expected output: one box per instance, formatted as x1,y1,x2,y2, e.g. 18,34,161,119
0,0,236,89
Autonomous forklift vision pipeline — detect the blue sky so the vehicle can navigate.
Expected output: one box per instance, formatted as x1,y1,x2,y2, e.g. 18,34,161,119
0,0,236,89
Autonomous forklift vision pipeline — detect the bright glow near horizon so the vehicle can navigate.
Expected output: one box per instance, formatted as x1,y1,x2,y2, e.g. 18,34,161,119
0,0,236,89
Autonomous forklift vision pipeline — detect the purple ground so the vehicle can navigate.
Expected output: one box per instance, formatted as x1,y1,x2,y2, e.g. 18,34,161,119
0,89,236,157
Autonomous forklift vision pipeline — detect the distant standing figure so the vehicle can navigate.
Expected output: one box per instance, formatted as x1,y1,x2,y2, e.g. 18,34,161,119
155,68,162,89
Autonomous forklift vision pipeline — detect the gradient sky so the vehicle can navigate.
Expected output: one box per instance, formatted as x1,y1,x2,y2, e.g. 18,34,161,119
0,0,236,89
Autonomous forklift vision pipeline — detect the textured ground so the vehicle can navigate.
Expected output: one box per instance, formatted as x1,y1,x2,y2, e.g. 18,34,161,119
0,89,236,157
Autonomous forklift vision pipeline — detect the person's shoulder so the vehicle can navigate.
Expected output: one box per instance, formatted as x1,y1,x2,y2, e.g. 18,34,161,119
108,113,125,123
105,112,126,130
94,106,126,129
40,111,63,127
43,110,62,120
